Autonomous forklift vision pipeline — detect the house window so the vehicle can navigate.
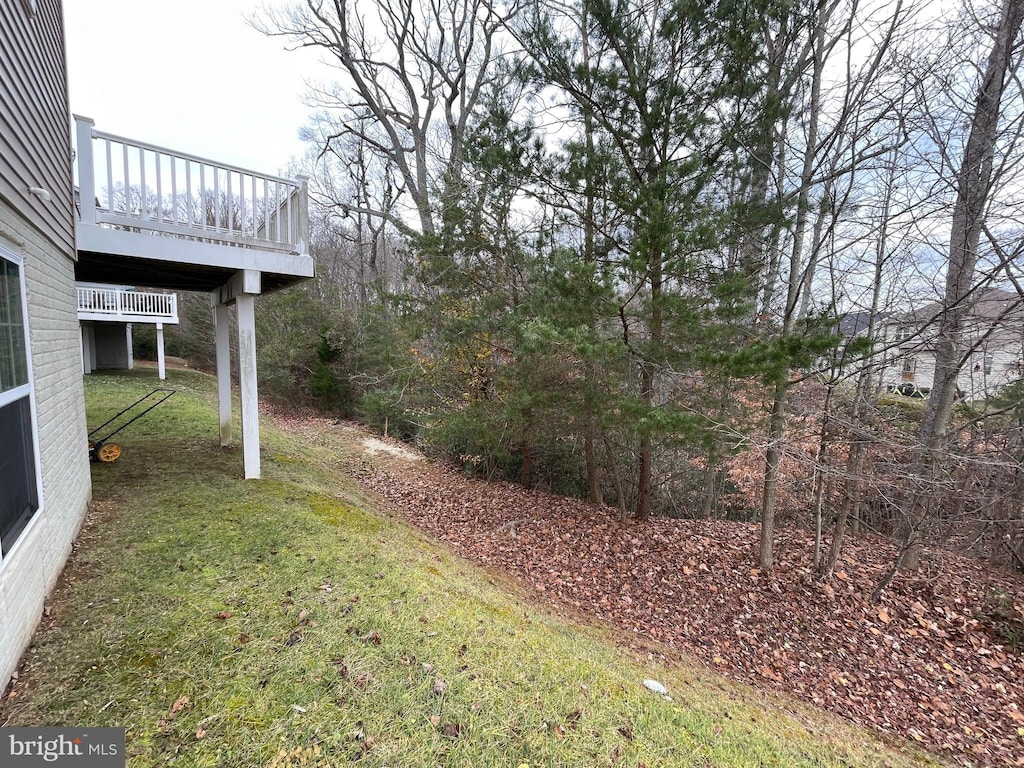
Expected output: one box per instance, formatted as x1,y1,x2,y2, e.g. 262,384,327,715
983,355,993,375
902,357,916,374
0,248,39,558
895,326,913,342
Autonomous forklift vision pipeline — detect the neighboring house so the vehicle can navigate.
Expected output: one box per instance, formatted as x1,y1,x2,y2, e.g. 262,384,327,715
878,287,1024,401
0,0,313,689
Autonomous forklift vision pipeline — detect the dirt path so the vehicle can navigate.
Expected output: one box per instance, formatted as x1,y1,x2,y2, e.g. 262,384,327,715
272,415,1024,767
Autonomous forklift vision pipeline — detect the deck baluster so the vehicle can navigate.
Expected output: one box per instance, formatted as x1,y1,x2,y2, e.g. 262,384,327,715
104,140,113,214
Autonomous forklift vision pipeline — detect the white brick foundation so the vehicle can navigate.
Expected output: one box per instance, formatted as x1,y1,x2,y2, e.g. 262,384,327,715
0,200,91,689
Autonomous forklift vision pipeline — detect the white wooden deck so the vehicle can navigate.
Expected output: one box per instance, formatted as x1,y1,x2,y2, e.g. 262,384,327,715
73,116,316,479
74,115,314,292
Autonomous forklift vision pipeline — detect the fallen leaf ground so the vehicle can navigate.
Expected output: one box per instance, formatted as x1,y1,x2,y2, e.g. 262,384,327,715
282,417,1024,768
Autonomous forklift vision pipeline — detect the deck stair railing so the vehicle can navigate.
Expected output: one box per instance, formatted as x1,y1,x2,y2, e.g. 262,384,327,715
77,285,179,323
75,115,308,256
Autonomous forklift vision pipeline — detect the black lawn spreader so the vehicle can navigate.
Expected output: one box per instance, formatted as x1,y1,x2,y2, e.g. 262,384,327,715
87,388,175,462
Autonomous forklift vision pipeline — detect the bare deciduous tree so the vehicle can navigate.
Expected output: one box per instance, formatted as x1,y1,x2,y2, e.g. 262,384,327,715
900,0,1024,573
256,0,510,236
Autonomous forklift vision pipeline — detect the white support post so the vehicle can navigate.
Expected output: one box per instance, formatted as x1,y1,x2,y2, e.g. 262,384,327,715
74,115,97,225
156,322,166,380
213,301,232,446
126,323,134,370
235,293,260,479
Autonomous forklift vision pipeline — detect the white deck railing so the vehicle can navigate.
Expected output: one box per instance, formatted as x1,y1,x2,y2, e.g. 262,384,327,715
77,285,179,323
74,115,308,256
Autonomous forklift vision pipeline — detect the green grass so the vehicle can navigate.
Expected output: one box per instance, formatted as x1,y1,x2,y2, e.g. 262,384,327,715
2,370,943,768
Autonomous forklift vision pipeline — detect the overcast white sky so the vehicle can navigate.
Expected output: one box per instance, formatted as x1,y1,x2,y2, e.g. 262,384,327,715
64,1,320,176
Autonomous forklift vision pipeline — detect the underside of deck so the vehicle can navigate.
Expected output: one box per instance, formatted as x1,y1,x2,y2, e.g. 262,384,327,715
75,230,312,293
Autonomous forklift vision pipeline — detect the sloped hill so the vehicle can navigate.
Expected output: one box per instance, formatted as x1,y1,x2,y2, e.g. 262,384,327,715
1,372,944,768
312,421,1024,767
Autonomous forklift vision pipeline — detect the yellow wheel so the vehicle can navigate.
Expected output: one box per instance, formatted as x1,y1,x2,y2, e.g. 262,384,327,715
96,443,122,462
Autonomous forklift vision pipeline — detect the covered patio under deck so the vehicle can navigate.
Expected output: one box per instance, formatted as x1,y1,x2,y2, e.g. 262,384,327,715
77,282,180,379
73,115,314,479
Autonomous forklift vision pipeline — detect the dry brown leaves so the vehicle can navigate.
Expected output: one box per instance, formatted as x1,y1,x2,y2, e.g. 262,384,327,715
296,419,1024,767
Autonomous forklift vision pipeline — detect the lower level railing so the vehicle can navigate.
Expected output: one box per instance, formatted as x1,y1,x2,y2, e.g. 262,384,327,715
77,285,178,322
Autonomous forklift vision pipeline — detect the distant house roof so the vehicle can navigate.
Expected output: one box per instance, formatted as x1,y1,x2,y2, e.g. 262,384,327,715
970,287,1024,320
891,287,1022,323
887,287,1024,347
839,310,886,337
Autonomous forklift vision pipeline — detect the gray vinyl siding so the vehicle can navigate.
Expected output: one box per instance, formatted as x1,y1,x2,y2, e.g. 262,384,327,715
0,0,74,257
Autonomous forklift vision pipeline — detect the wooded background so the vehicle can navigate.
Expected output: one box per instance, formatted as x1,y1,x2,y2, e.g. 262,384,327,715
141,0,1024,593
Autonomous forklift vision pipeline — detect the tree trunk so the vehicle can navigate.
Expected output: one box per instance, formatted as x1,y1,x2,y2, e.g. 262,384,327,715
905,0,1024,570
760,376,788,569
520,438,533,489
701,465,725,519
581,10,603,507
701,382,732,518
823,145,896,580
603,434,629,523
811,384,835,569
636,379,654,522
758,6,828,569
636,242,663,522
584,413,603,504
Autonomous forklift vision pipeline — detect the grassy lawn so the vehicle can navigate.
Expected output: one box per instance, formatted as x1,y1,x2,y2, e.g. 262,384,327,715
1,370,943,767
